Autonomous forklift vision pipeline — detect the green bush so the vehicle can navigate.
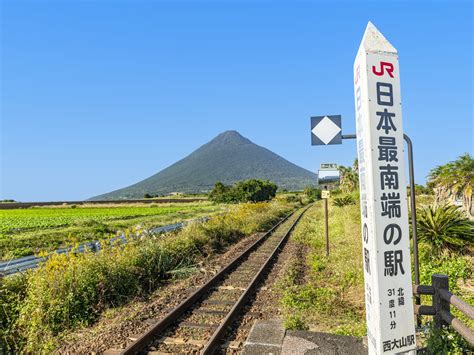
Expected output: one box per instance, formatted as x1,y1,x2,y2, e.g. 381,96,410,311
424,323,471,354
418,231,472,352
419,253,471,293
209,179,278,203
416,204,474,253
303,187,321,201
332,195,355,207
0,275,28,352
284,194,302,204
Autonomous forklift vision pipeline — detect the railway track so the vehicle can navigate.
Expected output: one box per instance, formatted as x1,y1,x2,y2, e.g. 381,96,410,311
120,205,310,354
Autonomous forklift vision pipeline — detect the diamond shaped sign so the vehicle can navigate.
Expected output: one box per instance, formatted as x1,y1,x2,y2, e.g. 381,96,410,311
311,115,342,145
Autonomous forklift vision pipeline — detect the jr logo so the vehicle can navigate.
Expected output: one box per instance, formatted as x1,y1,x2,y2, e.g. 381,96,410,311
372,61,394,78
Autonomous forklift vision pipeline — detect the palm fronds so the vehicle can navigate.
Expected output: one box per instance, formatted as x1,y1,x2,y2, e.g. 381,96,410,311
417,203,474,252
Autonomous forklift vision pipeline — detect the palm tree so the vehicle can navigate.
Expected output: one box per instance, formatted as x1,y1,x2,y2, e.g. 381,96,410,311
417,203,474,253
352,158,359,172
428,153,474,218
339,165,359,193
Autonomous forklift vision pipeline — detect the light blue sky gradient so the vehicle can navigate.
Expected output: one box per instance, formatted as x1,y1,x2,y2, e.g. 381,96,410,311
1,0,472,201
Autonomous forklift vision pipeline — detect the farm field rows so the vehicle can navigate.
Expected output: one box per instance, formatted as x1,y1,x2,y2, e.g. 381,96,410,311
0,202,223,260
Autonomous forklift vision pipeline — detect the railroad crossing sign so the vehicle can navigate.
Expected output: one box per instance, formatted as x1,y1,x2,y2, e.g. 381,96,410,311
310,115,342,145
354,22,416,354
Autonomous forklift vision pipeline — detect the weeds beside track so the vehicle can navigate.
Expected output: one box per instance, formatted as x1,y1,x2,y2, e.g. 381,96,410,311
119,205,310,354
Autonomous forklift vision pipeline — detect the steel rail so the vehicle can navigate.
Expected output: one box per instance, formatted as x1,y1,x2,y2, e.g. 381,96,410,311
201,205,309,354
121,207,305,354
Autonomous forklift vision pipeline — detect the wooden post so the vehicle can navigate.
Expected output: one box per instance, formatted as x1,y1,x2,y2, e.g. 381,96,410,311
432,274,450,329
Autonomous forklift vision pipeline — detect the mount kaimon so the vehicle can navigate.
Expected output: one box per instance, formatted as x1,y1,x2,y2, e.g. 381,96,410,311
91,131,317,200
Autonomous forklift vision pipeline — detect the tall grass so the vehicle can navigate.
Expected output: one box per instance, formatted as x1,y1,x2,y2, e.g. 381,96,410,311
278,197,472,352
278,199,366,337
0,200,293,352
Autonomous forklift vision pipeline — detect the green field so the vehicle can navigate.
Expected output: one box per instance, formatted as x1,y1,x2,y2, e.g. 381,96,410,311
0,202,223,260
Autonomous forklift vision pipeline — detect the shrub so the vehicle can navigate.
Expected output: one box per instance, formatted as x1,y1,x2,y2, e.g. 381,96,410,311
419,253,471,293
233,179,278,202
0,275,28,352
303,187,321,201
332,196,355,207
416,204,474,253
424,323,471,354
284,194,302,204
209,179,278,203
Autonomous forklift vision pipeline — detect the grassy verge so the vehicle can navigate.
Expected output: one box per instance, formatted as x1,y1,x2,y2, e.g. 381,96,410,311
278,194,472,353
0,200,296,353
0,202,222,260
277,196,366,336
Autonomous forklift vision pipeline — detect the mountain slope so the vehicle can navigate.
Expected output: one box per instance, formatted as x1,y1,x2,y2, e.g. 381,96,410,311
90,131,317,200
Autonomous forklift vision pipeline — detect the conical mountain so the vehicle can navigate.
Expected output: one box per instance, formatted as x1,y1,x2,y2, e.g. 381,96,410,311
90,131,317,200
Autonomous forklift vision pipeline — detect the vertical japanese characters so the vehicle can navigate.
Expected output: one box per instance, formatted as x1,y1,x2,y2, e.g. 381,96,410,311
354,22,416,354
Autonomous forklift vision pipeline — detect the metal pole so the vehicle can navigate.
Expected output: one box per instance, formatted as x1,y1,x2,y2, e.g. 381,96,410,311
403,134,420,285
325,197,329,256
342,134,356,139
404,134,421,327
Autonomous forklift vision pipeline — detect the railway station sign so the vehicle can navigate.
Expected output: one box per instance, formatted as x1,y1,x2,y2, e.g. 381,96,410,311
353,22,416,354
311,115,342,145
320,163,338,170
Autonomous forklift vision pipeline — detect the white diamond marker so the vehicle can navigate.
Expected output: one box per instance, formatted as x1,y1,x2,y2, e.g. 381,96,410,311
311,116,342,144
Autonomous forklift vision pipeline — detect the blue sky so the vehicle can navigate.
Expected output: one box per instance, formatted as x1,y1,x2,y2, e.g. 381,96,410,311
1,0,472,201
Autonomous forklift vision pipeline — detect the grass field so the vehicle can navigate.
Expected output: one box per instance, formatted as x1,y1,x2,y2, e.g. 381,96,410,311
0,200,295,352
278,193,472,352
0,202,223,260
278,195,366,336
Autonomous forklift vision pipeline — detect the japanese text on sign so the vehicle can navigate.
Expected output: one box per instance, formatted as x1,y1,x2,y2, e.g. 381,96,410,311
353,22,416,354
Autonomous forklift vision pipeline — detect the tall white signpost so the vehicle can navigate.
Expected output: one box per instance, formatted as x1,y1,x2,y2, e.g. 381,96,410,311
354,22,416,354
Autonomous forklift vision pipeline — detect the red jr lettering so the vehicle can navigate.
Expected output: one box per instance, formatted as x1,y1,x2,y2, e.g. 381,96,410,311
372,61,394,78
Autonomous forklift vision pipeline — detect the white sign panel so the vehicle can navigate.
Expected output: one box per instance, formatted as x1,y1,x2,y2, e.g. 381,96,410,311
353,22,416,354
320,163,338,170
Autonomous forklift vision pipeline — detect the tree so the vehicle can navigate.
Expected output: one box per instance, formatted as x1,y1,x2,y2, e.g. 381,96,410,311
338,164,359,193
427,153,474,217
233,179,278,202
209,179,277,203
209,182,233,203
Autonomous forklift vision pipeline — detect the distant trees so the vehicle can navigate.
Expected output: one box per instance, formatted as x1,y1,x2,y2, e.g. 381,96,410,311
338,159,359,193
427,153,473,217
303,187,321,201
209,179,278,203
